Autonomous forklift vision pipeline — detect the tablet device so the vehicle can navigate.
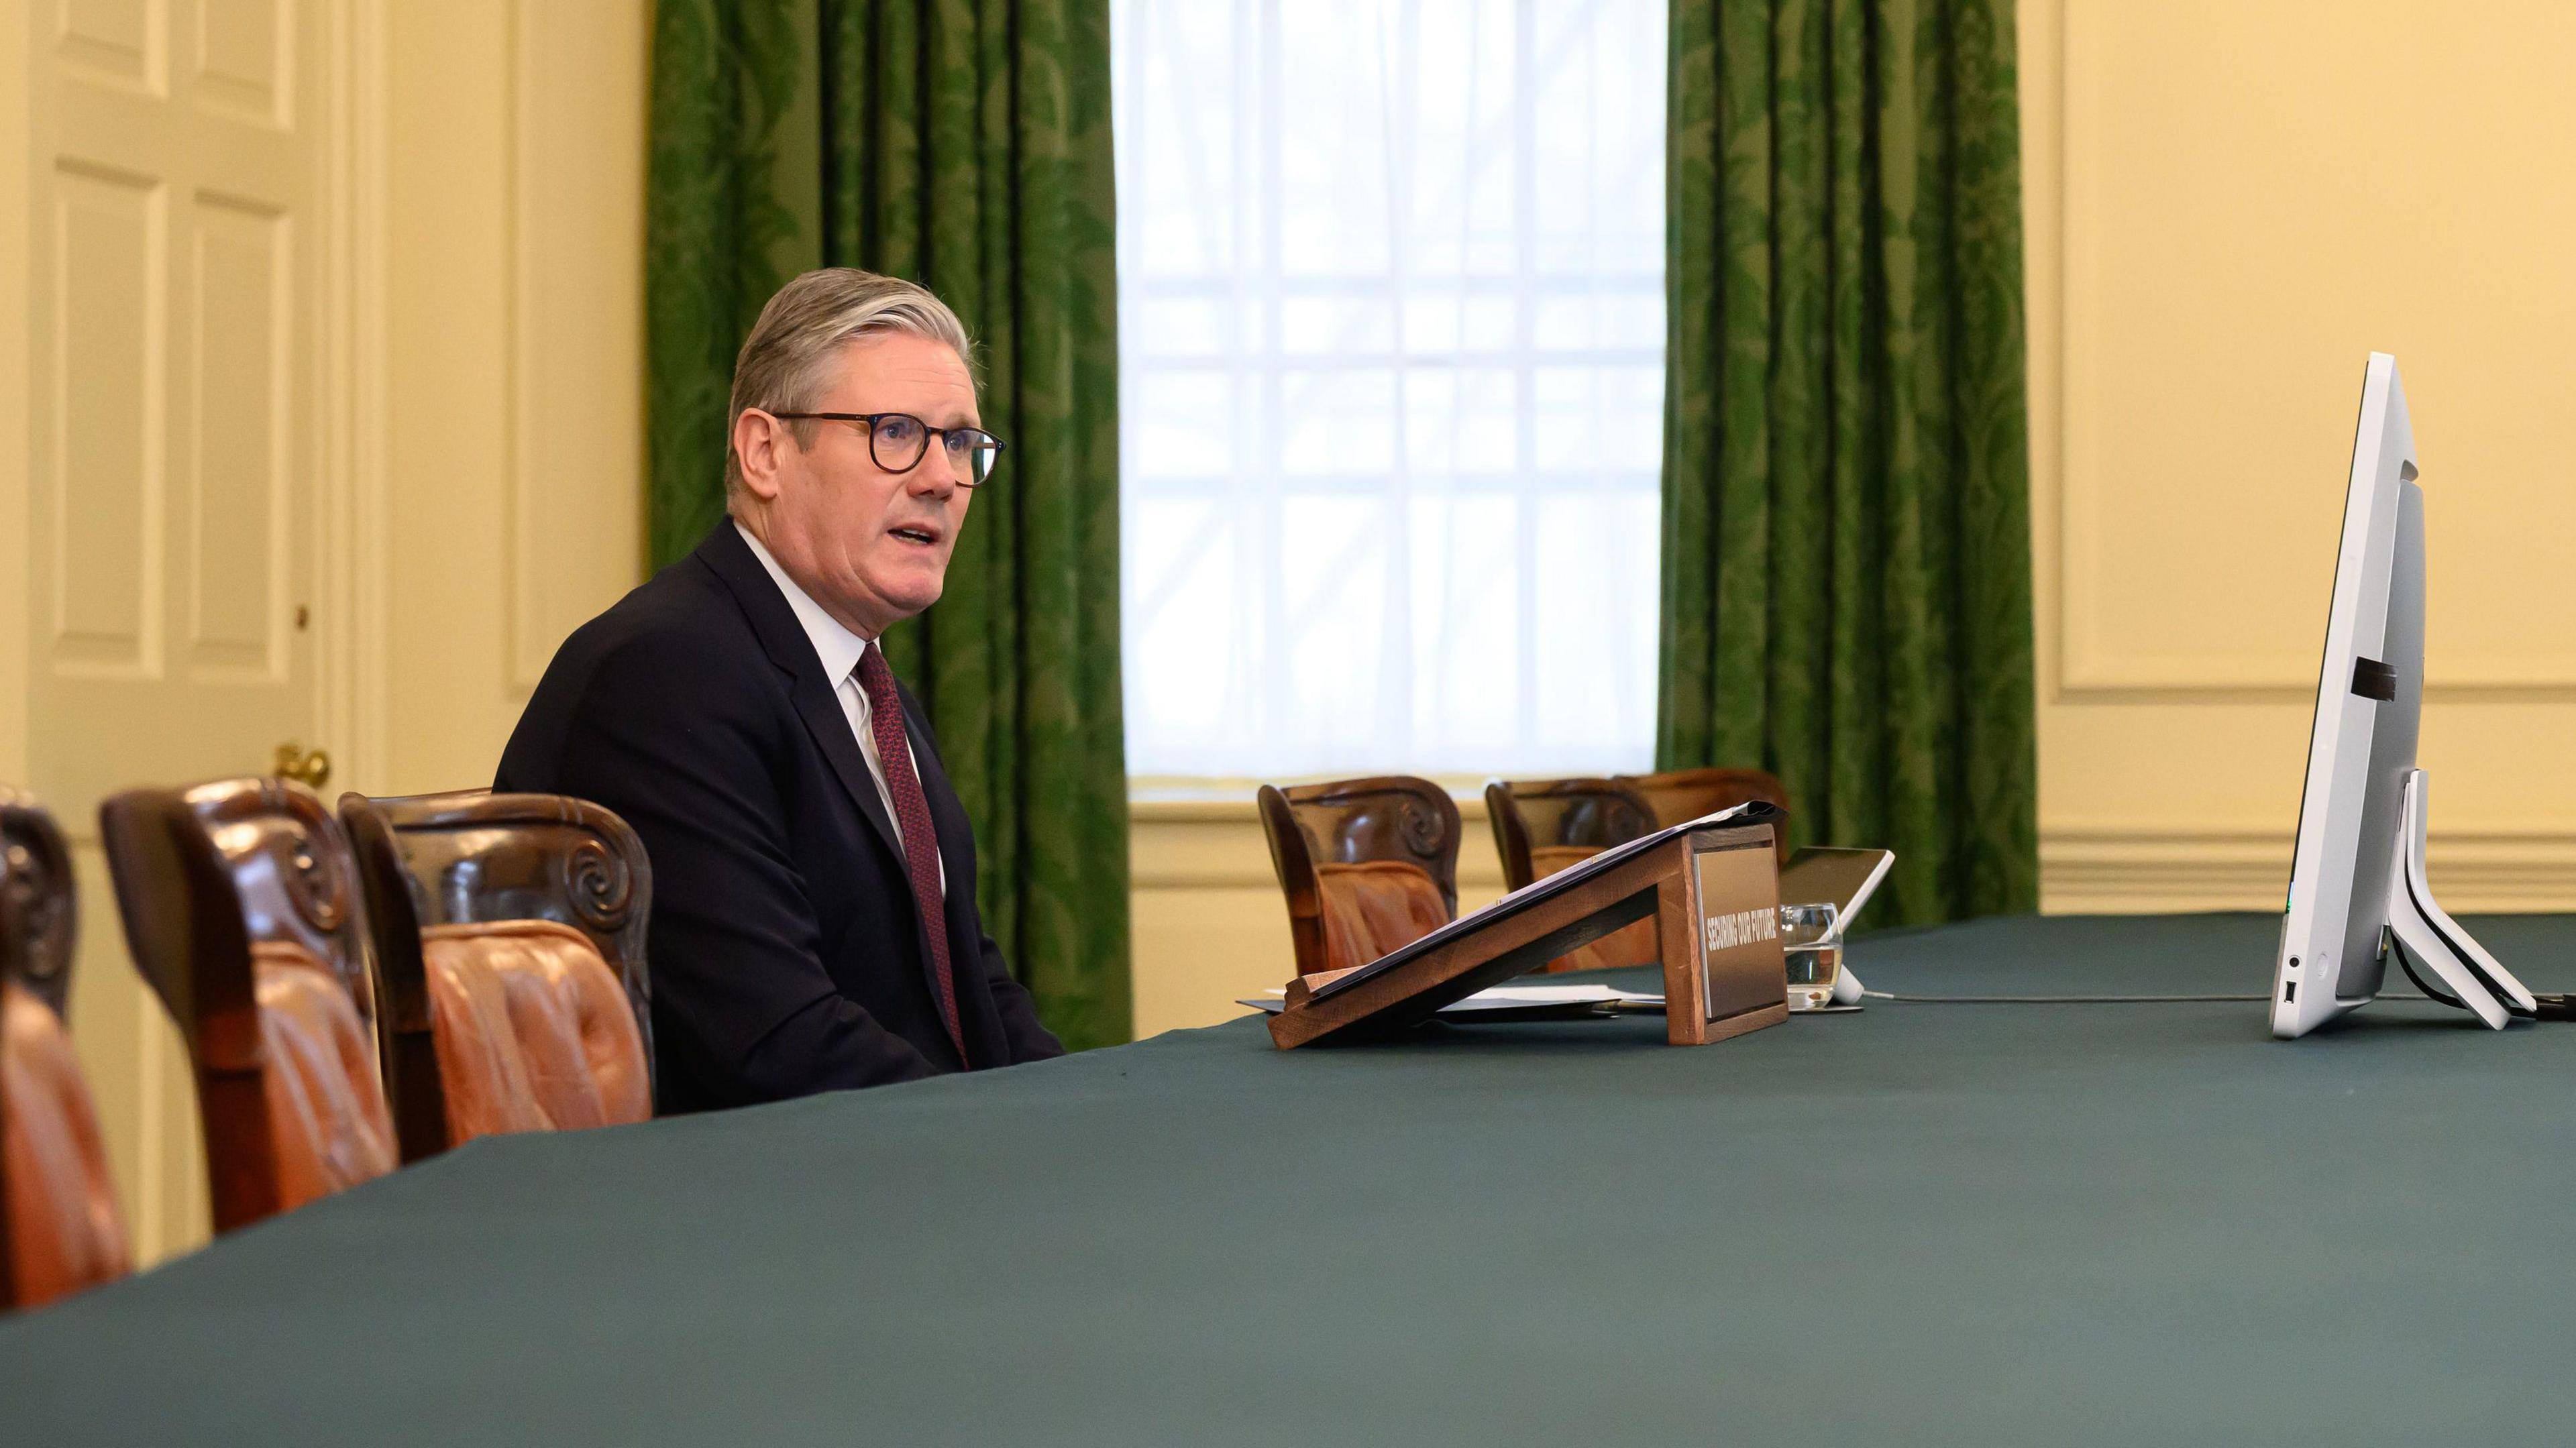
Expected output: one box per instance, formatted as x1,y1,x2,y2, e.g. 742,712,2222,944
1778,847,1894,935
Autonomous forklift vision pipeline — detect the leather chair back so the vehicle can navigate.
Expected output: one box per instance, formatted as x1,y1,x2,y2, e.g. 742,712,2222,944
338,791,652,1160
1484,778,1656,892
0,791,129,1310
1257,777,1461,980
1618,767,1792,865
1482,777,1662,974
99,779,394,1235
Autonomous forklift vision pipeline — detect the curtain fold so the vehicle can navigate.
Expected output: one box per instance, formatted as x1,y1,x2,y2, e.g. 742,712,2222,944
647,0,1130,1049
1659,0,2035,925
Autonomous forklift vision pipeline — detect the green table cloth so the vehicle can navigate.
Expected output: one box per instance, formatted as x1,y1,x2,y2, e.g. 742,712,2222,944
7,913,2576,1445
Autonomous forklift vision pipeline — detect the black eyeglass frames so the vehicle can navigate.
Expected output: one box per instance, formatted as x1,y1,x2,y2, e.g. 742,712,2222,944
768,411,1006,486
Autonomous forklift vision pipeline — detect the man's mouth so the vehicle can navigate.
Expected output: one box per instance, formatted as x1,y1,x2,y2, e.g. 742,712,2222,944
890,524,941,547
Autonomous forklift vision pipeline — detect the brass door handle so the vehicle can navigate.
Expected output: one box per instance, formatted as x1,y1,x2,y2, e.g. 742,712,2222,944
273,742,332,791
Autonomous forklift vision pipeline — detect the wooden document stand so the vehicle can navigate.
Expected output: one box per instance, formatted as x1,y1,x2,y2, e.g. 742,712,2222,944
1268,820,1788,1049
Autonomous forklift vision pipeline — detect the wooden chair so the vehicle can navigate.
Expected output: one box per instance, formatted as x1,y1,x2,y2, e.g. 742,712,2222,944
1485,777,1658,893
1258,777,1462,981
1483,777,1662,974
99,778,396,1235
338,790,654,1161
1484,768,1792,973
1,791,129,1310
1617,767,1792,866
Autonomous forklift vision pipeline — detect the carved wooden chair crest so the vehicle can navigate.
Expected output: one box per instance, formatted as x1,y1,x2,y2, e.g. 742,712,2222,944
99,778,395,1235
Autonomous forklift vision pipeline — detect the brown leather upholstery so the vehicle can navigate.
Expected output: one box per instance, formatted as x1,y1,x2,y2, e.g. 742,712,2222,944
3,981,128,1310
99,777,394,1234
1258,777,1463,983
1,789,129,1311
421,920,649,1142
252,942,396,1211
338,789,655,1160
1315,861,1451,974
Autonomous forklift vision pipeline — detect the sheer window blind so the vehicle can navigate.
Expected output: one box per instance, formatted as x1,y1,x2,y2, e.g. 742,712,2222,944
1114,0,1666,777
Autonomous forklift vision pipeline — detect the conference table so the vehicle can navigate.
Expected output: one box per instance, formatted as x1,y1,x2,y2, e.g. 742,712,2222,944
7,912,2576,1445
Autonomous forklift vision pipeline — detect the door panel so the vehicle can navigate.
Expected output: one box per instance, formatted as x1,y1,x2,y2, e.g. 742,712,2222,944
54,0,166,92
46,162,163,677
192,0,289,126
184,194,288,679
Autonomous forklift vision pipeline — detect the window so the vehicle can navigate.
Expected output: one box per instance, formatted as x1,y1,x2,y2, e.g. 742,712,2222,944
1114,0,1666,778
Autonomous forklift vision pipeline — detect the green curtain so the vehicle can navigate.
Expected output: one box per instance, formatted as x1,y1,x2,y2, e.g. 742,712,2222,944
646,0,1130,1049
1659,0,2035,926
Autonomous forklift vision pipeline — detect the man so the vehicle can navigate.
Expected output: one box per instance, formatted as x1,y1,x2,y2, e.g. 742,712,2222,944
498,268,1063,1112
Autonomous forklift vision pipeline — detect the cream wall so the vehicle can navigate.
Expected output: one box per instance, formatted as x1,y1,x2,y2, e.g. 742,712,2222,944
11,0,648,1262
376,0,647,794
2023,0,2576,911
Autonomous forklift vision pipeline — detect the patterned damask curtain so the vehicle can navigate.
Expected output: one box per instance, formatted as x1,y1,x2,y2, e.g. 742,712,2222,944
647,0,1130,1048
1658,0,2036,924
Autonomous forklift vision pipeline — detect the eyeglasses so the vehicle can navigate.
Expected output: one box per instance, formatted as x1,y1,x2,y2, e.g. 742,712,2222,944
769,411,1006,486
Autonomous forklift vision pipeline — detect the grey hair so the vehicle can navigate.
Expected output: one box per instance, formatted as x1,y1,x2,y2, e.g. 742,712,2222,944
723,268,977,498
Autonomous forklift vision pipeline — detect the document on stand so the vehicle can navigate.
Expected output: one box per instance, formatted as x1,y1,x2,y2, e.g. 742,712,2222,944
1303,799,1784,1003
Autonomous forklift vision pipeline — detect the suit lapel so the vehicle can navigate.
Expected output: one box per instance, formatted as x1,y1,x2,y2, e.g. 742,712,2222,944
693,524,906,865
792,685,907,865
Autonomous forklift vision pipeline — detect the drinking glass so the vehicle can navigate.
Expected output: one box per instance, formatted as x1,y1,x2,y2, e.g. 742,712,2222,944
1778,901,1842,1010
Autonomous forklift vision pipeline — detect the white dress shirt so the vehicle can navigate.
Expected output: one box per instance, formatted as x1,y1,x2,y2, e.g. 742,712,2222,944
736,520,943,888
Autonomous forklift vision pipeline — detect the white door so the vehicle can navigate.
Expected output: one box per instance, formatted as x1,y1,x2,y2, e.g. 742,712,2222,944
27,0,331,1258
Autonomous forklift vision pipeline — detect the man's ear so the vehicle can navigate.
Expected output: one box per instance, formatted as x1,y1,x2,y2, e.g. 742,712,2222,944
733,407,790,501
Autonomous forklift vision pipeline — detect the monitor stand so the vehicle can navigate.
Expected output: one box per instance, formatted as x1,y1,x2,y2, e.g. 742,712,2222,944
2385,769,2534,1029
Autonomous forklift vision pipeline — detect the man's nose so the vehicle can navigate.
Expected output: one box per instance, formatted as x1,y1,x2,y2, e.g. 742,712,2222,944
910,443,961,496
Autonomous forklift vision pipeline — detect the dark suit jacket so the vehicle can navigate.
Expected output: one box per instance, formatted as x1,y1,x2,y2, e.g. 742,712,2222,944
496,522,1063,1113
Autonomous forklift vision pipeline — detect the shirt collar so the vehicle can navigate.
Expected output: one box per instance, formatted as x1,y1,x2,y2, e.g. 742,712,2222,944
735,519,872,685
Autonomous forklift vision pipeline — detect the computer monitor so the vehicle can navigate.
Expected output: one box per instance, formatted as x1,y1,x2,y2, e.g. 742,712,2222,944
2271,353,2532,1038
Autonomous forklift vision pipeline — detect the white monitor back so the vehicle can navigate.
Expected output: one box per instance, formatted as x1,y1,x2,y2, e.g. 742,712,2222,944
2273,353,2421,1038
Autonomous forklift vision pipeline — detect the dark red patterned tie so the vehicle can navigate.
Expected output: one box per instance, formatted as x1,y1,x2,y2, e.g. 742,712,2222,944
854,643,966,1065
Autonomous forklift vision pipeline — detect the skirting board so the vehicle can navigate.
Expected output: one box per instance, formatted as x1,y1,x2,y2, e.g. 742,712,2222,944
2041,829,2576,914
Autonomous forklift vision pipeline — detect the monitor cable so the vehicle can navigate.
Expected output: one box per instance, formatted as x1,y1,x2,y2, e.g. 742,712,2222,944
1861,975,2576,1016
2394,948,2466,1011
1859,990,2267,1004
